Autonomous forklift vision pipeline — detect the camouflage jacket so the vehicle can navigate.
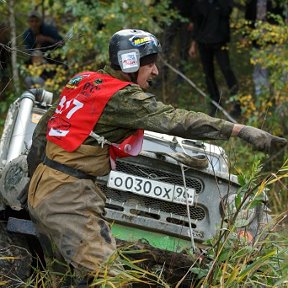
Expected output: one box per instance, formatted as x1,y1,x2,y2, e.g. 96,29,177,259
28,65,234,174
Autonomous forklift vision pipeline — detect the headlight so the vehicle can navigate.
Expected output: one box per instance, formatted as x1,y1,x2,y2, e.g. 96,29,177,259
221,194,256,227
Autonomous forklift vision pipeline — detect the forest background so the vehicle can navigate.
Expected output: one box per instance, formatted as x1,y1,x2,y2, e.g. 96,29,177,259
0,0,288,287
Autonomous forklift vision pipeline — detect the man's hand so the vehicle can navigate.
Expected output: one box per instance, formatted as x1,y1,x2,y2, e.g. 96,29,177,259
188,41,197,58
36,34,56,44
237,125,287,154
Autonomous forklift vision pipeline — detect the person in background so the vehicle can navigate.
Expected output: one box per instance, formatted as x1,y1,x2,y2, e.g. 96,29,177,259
245,0,286,96
188,0,241,118
27,28,287,287
23,10,64,64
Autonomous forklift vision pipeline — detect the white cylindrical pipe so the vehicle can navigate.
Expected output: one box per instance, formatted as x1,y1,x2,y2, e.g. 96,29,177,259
6,92,35,162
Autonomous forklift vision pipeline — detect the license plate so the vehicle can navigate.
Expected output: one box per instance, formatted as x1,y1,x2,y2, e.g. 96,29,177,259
108,171,195,205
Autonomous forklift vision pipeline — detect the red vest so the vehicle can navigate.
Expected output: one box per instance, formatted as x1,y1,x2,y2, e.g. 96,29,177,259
47,72,144,167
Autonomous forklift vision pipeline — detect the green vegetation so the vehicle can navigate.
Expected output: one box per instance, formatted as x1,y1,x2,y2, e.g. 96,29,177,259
0,0,287,287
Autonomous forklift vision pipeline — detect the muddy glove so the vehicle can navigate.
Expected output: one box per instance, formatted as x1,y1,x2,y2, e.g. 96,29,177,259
237,125,287,154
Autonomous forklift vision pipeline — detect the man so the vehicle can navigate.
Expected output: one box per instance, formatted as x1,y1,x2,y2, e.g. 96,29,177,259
27,29,286,286
244,0,286,96
188,0,240,117
23,10,64,64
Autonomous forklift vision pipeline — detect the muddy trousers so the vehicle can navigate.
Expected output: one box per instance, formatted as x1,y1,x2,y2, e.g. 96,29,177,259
28,178,119,278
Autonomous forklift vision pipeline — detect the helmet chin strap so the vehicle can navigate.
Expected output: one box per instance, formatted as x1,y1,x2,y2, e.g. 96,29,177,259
129,72,138,84
119,70,138,84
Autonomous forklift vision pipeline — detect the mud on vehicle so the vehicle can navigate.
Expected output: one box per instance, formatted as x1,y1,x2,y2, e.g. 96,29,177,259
0,89,271,286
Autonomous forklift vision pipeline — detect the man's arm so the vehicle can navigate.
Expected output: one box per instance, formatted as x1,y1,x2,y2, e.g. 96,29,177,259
100,87,234,141
100,87,287,154
40,24,64,47
23,29,35,51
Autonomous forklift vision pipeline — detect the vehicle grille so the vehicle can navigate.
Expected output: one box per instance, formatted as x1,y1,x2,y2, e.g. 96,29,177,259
103,188,206,221
116,160,204,194
100,157,227,242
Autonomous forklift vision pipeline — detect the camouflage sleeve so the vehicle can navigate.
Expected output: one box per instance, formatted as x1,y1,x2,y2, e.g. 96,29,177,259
98,85,234,141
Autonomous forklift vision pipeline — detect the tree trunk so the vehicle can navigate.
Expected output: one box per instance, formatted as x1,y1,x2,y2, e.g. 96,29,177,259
8,0,20,94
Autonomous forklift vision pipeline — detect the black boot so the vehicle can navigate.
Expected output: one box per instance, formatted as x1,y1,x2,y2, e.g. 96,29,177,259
230,102,241,119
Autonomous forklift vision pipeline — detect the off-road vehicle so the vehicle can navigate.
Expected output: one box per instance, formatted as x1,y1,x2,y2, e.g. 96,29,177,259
0,89,270,286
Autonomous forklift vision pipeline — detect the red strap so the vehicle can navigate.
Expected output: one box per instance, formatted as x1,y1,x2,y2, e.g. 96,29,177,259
109,129,144,170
